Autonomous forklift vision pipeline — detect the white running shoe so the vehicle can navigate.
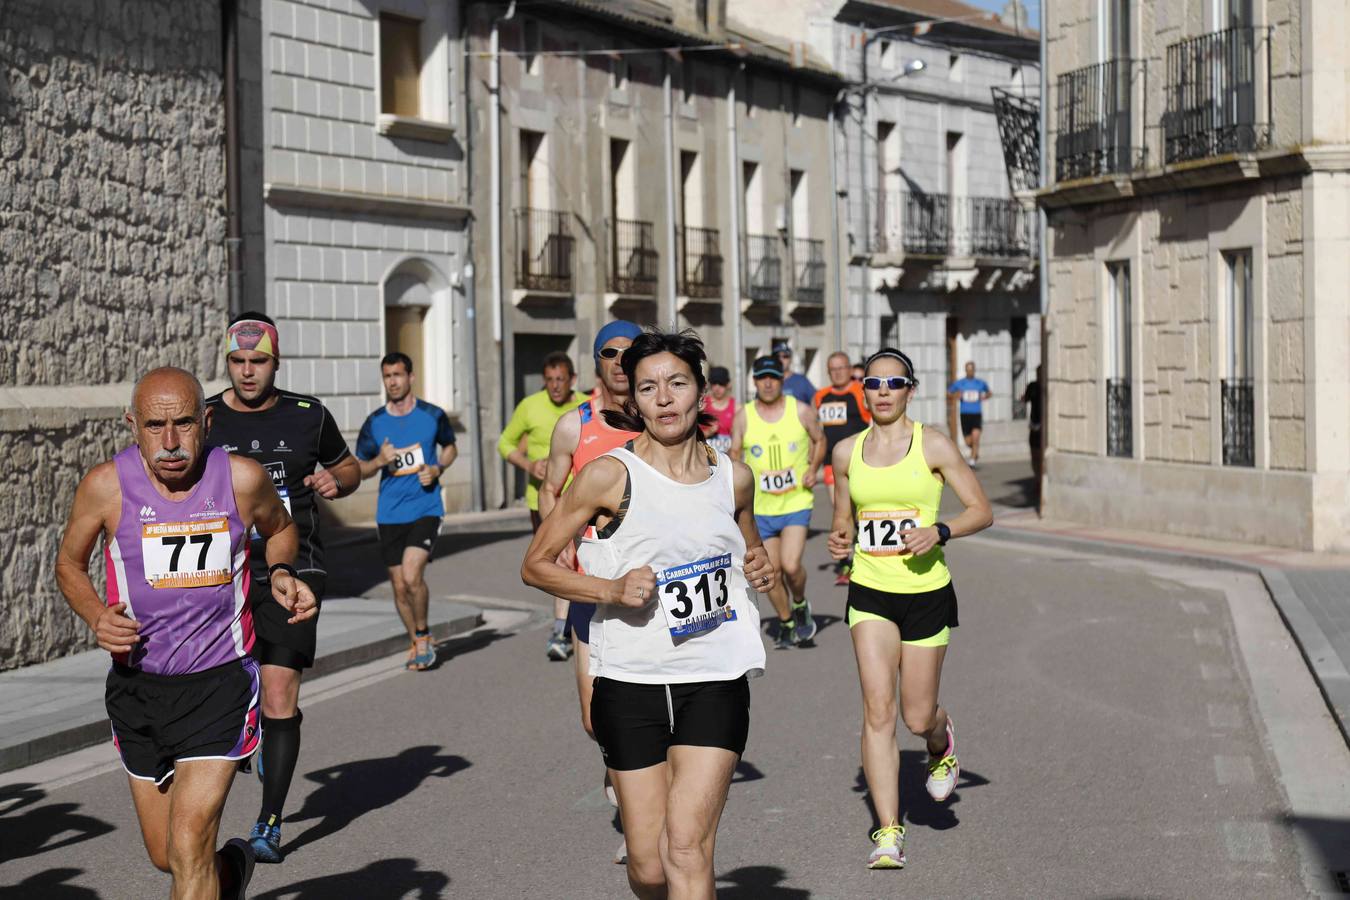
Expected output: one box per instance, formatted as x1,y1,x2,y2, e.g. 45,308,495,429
925,717,959,801
867,823,905,869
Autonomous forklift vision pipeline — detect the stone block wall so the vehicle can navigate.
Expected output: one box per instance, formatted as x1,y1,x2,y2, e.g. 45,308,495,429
0,0,228,670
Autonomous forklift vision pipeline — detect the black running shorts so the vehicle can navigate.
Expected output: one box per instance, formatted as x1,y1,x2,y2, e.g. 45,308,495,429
106,658,261,784
377,516,441,567
250,572,326,670
590,676,750,771
959,412,983,436
846,580,959,643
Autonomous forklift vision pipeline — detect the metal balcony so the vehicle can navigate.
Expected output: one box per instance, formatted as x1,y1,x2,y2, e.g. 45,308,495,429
743,233,781,304
1054,58,1147,181
793,238,825,305
514,208,574,293
1106,377,1132,458
873,191,1036,260
678,225,723,299
608,218,659,296
1222,378,1255,467
1164,26,1272,164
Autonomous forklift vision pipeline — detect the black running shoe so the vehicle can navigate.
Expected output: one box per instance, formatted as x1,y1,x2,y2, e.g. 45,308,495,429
219,837,255,900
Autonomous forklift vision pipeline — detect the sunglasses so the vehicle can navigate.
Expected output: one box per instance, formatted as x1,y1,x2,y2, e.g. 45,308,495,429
597,347,626,360
862,376,916,390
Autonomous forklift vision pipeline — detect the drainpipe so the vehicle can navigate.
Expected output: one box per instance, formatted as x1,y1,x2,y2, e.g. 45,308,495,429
489,2,515,507
222,0,242,317
663,58,678,328
461,13,485,512
828,96,844,355
726,65,744,393
1037,4,1049,516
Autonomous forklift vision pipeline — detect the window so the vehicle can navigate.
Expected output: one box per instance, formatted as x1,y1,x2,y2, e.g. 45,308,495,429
1106,261,1132,458
1223,249,1255,466
522,19,541,76
380,13,422,117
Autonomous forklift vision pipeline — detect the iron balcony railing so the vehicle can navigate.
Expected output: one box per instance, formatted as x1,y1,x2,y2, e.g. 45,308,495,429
1054,58,1147,181
1106,377,1132,458
743,233,781,303
514,208,574,293
1164,26,1272,164
678,225,723,299
608,218,658,296
874,192,1037,259
793,238,826,304
1222,377,1255,467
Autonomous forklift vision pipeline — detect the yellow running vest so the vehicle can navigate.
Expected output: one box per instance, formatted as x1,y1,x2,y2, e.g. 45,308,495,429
847,423,951,593
743,397,813,516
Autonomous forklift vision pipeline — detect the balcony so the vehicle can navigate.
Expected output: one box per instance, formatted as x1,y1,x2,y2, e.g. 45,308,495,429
1106,377,1132,458
792,238,826,306
514,208,573,295
1222,378,1255,467
743,234,781,305
607,218,659,298
678,225,723,301
1164,26,1271,164
1054,58,1147,182
873,192,1037,261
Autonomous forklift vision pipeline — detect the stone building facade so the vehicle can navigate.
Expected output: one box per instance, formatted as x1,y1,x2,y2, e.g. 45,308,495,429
0,0,230,668
259,0,475,521
465,0,846,509
1041,0,1350,549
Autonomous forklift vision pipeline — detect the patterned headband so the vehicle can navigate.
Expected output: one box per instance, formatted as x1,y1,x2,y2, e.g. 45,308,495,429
225,319,280,359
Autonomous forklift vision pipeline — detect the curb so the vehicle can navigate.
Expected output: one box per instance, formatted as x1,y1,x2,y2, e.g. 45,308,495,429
0,607,483,775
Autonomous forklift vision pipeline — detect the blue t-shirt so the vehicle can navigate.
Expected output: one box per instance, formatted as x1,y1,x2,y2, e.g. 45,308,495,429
949,378,990,415
782,372,816,406
356,399,456,524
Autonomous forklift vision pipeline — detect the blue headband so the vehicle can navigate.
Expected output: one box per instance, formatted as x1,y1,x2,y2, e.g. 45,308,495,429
593,320,643,358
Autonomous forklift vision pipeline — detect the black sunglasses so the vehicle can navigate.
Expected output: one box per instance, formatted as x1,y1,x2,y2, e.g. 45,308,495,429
862,376,916,390
597,347,626,360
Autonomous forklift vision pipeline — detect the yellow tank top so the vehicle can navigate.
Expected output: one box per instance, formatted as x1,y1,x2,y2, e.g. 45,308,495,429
743,396,813,516
847,422,951,593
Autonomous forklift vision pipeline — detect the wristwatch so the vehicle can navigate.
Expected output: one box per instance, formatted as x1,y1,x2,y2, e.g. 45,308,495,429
268,562,298,580
934,522,952,546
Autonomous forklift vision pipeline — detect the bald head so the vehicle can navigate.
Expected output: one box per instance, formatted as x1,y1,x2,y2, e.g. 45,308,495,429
132,367,205,421
127,367,211,486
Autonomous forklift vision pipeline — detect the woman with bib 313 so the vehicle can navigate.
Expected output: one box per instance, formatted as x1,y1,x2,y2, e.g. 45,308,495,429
827,348,992,870
522,329,775,900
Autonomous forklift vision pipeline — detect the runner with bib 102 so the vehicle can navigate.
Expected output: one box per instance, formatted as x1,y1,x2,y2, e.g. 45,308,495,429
522,328,775,900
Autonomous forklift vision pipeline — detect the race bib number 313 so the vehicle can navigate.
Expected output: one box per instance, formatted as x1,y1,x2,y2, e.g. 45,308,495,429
391,444,426,476
657,554,737,639
141,519,232,588
857,509,921,557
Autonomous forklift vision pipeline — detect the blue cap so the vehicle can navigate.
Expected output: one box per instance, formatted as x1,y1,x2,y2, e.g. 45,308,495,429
751,355,783,379
593,320,643,359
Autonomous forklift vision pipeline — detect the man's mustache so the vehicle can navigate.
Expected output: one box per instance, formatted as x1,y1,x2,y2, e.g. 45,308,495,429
154,447,190,462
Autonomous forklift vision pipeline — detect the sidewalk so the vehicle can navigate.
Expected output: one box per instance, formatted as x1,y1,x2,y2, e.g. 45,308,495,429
983,499,1350,746
0,596,483,774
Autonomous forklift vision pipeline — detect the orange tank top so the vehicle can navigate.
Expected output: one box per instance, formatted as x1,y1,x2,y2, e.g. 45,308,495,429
572,400,640,476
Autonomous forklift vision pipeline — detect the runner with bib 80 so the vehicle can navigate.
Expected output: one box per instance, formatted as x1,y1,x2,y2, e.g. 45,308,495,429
522,328,775,900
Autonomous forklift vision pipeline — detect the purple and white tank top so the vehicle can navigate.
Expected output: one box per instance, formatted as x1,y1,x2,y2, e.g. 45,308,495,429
104,446,253,675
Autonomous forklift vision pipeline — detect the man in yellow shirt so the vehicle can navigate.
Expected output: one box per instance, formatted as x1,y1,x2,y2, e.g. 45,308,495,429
498,350,587,659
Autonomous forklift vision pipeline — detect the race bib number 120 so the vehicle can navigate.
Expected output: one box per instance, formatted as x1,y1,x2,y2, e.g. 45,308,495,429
141,519,232,588
391,444,426,476
857,509,921,557
656,554,737,639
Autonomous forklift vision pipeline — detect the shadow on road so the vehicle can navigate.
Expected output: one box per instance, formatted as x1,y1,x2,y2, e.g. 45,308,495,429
1283,814,1350,884
0,867,100,899
283,746,470,855
253,857,449,900
0,782,114,863
327,528,533,597
851,752,989,833
731,759,764,784
760,614,843,645
715,865,810,899
426,627,513,671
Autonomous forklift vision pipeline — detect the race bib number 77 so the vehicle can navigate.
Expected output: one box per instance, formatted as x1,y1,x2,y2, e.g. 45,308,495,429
141,519,232,588
657,554,737,639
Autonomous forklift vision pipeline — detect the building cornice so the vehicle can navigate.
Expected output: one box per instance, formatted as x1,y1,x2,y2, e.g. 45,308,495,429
264,183,471,224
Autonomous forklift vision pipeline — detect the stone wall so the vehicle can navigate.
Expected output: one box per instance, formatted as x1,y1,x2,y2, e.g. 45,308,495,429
0,0,228,669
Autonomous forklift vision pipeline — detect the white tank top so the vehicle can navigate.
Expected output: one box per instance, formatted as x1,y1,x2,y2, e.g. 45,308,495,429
577,445,766,684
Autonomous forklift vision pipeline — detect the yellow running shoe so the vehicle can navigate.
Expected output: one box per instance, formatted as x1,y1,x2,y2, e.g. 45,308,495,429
867,823,906,869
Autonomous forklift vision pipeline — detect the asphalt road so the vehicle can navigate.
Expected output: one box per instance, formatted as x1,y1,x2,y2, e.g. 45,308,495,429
2,465,1344,898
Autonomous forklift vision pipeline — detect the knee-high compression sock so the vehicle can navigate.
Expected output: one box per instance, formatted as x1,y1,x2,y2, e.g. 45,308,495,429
257,711,302,825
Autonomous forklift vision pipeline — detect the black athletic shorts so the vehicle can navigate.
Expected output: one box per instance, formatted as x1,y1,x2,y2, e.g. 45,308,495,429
106,658,261,785
377,516,441,567
590,676,750,771
249,572,326,670
846,580,959,643
959,413,983,436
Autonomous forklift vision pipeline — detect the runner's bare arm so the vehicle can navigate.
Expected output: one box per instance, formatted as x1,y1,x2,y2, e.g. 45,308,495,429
232,456,316,621
522,457,649,607
503,433,535,478
732,461,776,593
357,439,400,480
798,401,827,488
306,454,360,499
898,427,993,556
55,463,141,653
828,436,858,560
728,407,747,462
419,441,458,486
537,410,580,520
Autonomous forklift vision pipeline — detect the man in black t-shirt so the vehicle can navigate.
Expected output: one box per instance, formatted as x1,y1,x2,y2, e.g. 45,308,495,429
205,312,360,865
